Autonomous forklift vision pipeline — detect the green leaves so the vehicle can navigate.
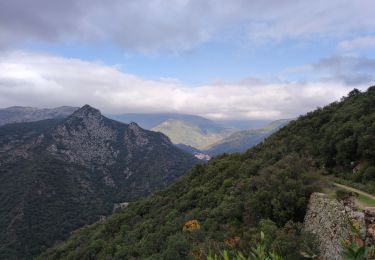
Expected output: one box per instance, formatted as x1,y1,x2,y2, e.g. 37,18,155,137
341,221,375,260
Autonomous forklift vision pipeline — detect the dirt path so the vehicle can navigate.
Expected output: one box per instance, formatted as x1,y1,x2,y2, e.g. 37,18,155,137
333,183,375,201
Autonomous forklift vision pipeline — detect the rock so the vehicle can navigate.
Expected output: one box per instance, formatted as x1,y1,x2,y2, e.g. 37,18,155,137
113,202,129,213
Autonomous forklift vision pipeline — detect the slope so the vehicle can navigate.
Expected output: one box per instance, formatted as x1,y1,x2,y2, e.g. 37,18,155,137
109,113,220,130
152,119,236,150
0,105,197,259
204,119,291,156
40,87,375,259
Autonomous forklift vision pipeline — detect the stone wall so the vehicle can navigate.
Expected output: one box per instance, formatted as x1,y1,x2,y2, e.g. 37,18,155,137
303,193,367,260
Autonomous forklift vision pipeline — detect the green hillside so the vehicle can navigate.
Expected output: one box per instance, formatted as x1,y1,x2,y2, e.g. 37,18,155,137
40,87,375,259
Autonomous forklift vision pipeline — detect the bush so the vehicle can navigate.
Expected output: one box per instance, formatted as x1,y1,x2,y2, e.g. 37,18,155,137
363,166,375,181
335,189,353,201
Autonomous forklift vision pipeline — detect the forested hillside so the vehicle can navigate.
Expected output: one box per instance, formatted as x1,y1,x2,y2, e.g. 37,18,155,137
40,87,375,259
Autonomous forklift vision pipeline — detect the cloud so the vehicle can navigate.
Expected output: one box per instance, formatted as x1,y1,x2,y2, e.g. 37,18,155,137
245,0,375,42
0,51,366,120
313,55,375,85
0,0,374,52
339,35,375,50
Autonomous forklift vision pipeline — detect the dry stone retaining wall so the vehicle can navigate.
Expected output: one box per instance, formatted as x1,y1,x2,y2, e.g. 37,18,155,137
304,193,367,260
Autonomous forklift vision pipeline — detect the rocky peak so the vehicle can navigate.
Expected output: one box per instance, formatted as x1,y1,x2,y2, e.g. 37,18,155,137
48,105,119,166
128,122,141,131
69,104,102,119
126,122,150,146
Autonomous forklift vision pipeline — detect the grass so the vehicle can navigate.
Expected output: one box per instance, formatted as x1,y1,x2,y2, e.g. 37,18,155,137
357,194,375,207
322,187,336,199
322,178,375,208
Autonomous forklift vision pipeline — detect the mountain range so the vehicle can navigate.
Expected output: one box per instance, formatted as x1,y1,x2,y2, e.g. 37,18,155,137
0,108,285,155
152,119,236,150
39,87,375,259
204,119,291,156
109,113,270,130
0,105,197,259
0,106,78,126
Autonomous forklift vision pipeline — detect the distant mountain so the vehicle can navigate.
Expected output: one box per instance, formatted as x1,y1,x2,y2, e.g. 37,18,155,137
152,119,237,150
109,112,273,131
109,113,220,129
0,105,197,259
213,119,272,130
0,106,78,126
204,119,291,156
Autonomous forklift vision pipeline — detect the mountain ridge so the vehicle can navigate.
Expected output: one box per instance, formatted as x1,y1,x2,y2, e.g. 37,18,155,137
152,119,236,150
0,105,197,259
204,119,291,156
0,106,78,126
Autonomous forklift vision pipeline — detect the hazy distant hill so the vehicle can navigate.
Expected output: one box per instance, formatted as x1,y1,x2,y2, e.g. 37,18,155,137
109,113,281,150
152,119,237,150
204,119,291,156
109,112,270,130
213,119,272,130
0,105,197,259
0,106,78,126
109,113,220,129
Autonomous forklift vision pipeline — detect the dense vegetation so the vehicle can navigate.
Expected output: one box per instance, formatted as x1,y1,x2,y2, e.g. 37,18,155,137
40,87,375,259
0,106,197,259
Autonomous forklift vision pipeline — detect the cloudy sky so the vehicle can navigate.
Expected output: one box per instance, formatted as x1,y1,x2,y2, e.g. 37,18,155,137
0,0,374,120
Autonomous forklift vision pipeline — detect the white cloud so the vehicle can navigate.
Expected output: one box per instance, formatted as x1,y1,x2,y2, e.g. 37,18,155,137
339,36,375,50
0,51,365,120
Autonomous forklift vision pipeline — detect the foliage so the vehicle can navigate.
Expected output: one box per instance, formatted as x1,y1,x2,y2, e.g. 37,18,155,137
183,220,201,232
341,222,375,260
208,232,283,260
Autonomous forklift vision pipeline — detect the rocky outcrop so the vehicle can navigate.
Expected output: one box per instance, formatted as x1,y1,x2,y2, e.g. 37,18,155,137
303,193,371,260
113,202,129,213
49,105,119,167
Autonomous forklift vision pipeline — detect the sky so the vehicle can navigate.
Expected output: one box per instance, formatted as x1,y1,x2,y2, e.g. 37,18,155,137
0,0,374,120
